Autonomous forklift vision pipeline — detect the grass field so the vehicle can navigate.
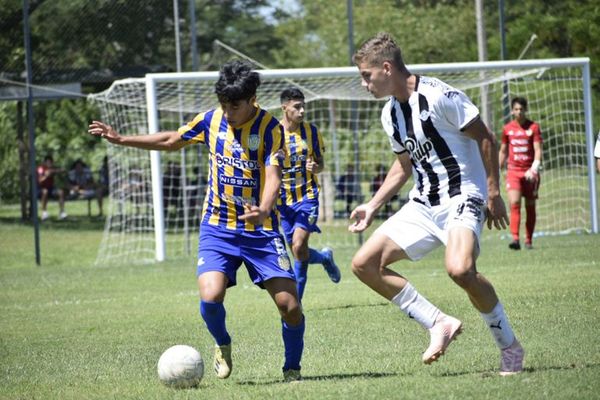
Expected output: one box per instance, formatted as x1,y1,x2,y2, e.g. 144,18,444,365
1,202,599,399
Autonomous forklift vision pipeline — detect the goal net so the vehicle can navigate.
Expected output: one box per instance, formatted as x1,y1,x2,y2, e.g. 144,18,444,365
88,58,596,265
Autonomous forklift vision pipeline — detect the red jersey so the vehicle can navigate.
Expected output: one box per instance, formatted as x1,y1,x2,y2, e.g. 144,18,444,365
501,119,542,171
37,165,54,189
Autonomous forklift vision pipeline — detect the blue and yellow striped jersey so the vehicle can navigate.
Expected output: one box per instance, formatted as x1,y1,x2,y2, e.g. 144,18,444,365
279,122,324,205
178,107,284,232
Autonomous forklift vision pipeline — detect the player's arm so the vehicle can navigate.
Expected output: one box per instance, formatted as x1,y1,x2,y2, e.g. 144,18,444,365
463,117,509,230
88,120,188,151
525,141,542,181
240,165,282,225
498,141,508,171
349,152,411,233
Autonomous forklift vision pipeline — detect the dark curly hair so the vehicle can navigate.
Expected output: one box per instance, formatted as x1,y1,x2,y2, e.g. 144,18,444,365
214,60,261,103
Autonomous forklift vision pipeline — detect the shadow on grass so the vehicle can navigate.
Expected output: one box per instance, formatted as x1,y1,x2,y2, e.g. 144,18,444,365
237,371,399,386
437,361,600,378
312,302,389,312
0,215,106,231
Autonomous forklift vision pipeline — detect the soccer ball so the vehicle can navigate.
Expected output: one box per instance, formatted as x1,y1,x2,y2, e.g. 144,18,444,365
157,345,204,389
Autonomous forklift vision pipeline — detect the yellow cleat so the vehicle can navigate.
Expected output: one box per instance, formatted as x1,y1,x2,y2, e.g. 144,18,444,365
214,344,232,379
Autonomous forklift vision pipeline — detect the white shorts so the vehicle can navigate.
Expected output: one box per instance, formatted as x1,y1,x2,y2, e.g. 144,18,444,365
374,195,486,261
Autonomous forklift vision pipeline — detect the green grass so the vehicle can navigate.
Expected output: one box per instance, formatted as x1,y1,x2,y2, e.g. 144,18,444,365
1,203,599,399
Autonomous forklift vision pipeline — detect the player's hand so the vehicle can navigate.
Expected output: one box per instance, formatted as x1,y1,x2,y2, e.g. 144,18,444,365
239,203,267,225
486,195,509,230
306,156,318,173
348,203,376,233
88,120,121,144
524,168,539,182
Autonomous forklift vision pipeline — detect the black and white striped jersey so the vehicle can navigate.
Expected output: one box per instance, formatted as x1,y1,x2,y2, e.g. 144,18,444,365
381,75,487,207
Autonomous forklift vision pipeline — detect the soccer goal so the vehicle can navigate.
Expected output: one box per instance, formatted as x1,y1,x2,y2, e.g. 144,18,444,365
88,58,597,265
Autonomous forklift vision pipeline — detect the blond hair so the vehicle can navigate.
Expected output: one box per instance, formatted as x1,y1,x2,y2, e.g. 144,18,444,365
353,32,405,69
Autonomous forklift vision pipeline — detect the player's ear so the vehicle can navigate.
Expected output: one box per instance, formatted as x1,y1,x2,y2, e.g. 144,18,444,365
382,61,393,76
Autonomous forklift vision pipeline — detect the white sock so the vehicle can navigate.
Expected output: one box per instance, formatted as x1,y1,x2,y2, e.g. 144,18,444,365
480,302,516,349
391,282,440,329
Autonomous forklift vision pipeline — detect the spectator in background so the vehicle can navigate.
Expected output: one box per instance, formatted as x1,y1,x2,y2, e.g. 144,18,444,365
37,155,67,221
68,159,104,216
336,163,359,217
99,155,110,196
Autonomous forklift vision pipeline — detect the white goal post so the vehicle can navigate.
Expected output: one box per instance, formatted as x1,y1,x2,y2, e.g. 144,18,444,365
89,58,597,264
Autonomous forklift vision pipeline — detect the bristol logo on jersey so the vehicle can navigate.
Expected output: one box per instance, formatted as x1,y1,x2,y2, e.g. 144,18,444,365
405,137,434,162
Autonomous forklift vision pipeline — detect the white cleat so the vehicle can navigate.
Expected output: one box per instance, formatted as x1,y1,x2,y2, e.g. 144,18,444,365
422,314,463,364
499,339,524,376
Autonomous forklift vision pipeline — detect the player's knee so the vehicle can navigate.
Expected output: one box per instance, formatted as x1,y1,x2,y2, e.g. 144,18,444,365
446,260,476,287
351,251,376,279
277,297,303,325
291,242,308,261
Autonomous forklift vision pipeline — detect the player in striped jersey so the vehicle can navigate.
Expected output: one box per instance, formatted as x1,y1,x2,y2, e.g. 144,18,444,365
88,61,304,382
349,33,524,376
278,88,341,301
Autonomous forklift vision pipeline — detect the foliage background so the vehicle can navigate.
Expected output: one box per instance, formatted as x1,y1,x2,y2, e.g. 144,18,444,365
1,0,599,203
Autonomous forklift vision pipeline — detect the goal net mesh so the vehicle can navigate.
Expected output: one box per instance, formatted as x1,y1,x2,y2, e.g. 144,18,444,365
88,61,592,265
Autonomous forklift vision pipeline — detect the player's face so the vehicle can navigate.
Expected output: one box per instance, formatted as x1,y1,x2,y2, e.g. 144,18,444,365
358,61,392,99
282,99,305,125
221,97,257,128
511,102,527,122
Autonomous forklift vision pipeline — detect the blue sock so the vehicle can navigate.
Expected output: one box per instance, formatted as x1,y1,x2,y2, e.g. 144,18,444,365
294,260,308,301
307,248,325,264
282,316,305,371
199,300,231,346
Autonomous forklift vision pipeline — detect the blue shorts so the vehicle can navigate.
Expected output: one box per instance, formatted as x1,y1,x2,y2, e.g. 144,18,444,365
277,198,321,245
197,223,294,288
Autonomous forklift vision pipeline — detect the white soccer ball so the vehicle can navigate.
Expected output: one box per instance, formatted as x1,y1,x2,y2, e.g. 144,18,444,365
157,345,204,389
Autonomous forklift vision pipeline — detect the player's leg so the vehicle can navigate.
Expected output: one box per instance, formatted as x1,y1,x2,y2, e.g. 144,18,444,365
57,188,67,219
446,228,523,375
523,176,540,249
196,226,240,379
352,202,461,364
197,271,233,379
264,277,304,382
507,189,522,250
506,171,523,249
290,227,310,300
242,234,303,381
290,199,340,292
40,188,49,220
524,198,536,249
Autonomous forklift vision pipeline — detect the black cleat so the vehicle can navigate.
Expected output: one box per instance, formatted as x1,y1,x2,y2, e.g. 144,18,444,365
508,240,521,250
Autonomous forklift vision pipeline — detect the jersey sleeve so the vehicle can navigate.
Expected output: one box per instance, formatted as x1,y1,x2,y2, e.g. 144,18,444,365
311,124,325,159
381,100,406,154
266,124,284,167
178,112,207,143
439,90,480,131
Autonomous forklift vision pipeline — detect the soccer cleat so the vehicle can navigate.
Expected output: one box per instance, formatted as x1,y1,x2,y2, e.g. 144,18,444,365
524,242,533,250
213,343,232,379
422,314,463,364
321,247,341,283
283,369,302,383
59,211,68,220
500,338,524,376
508,240,521,250
41,211,49,221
